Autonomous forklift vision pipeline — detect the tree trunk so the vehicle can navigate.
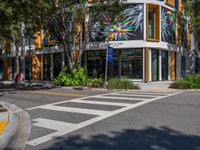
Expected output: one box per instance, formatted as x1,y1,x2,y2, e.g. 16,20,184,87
61,41,73,73
77,19,88,70
15,42,20,81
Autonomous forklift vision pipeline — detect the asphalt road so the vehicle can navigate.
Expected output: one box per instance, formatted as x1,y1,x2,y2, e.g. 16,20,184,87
0,88,200,150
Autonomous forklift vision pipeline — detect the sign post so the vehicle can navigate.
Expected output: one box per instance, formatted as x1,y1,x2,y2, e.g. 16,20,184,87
104,44,113,89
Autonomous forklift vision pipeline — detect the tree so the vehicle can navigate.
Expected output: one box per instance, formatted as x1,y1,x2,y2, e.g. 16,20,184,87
184,0,200,58
38,0,122,73
0,1,44,79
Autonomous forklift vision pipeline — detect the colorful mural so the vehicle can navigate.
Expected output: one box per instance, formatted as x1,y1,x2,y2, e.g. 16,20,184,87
161,7,176,44
43,31,59,47
90,4,144,42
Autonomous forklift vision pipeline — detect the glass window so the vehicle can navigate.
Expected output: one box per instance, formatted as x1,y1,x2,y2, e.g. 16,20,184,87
86,49,143,79
54,53,62,78
148,8,155,39
43,54,51,80
161,51,168,80
0,59,3,80
25,56,32,80
147,4,160,41
121,49,143,79
181,56,186,77
152,49,159,81
87,51,102,78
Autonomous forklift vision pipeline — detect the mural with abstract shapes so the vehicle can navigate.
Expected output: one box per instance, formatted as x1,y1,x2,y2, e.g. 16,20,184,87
90,4,144,42
161,7,176,44
43,31,59,47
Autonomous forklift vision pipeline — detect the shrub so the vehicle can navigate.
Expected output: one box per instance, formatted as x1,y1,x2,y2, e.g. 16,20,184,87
54,66,88,86
170,74,200,89
169,80,192,89
108,77,140,90
185,74,200,89
87,78,104,88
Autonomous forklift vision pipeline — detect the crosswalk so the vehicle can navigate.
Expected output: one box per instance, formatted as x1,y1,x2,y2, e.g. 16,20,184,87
26,90,181,146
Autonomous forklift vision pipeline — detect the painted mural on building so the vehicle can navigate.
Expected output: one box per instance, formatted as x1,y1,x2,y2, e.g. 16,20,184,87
161,7,176,44
90,4,144,42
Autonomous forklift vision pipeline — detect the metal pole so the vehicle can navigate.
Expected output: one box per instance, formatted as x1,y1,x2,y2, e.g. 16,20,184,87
104,34,109,89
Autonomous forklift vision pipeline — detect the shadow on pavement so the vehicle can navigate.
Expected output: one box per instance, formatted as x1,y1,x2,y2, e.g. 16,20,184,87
45,126,200,150
0,81,55,92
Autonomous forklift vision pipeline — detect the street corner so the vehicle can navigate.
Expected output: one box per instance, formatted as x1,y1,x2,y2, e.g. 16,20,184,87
0,102,31,150
0,104,9,136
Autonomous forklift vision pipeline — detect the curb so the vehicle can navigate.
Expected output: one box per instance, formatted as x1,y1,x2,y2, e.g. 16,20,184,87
61,86,108,91
0,102,31,150
0,92,4,97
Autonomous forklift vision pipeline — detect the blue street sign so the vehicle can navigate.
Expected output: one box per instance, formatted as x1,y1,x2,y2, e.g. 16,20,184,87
108,46,113,62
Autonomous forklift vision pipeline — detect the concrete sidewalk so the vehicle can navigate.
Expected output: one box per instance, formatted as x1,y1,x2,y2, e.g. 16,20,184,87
135,81,177,92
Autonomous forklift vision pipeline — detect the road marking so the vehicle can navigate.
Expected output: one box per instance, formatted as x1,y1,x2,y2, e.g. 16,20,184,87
28,91,87,97
94,95,148,101
145,90,176,93
39,105,110,116
72,99,130,107
109,93,157,98
118,92,172,96
27,91,182,146
26,92,115,111
0,121,8,135
32,118,75,130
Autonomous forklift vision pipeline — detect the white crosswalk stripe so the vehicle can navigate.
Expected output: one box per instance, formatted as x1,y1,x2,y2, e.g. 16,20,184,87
109,93,157,98
32,118,75,130
72,99,130,107
39,105,111,116
27,90,182,146
93,95,148,101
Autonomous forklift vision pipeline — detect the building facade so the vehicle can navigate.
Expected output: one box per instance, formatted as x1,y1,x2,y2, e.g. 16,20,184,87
0,0,197,82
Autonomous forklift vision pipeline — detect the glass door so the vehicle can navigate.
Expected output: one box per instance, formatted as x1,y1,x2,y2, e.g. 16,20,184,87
152,50,159,81
161,51,168,80
54,53,62,78
0,59,3,80
121,49,143,79
25,56,32,80
43,55,51,80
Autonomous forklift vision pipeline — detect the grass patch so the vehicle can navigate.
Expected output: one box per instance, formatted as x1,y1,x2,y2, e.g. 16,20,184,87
108,77,140,90
87,78,104,88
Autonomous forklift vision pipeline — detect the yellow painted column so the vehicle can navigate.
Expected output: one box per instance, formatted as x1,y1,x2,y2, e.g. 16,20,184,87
170,52,176,81
4,58,11,80
32,55,41,80
145,48,149,82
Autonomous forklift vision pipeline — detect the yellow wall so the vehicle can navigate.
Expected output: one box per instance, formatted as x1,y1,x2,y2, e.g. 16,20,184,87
32,55,41,80
170,52,176,81
187,22,191,49
165,0,175,7
34,31,42,49
4,58,11,80
4,42,11,53
179,0,184,14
